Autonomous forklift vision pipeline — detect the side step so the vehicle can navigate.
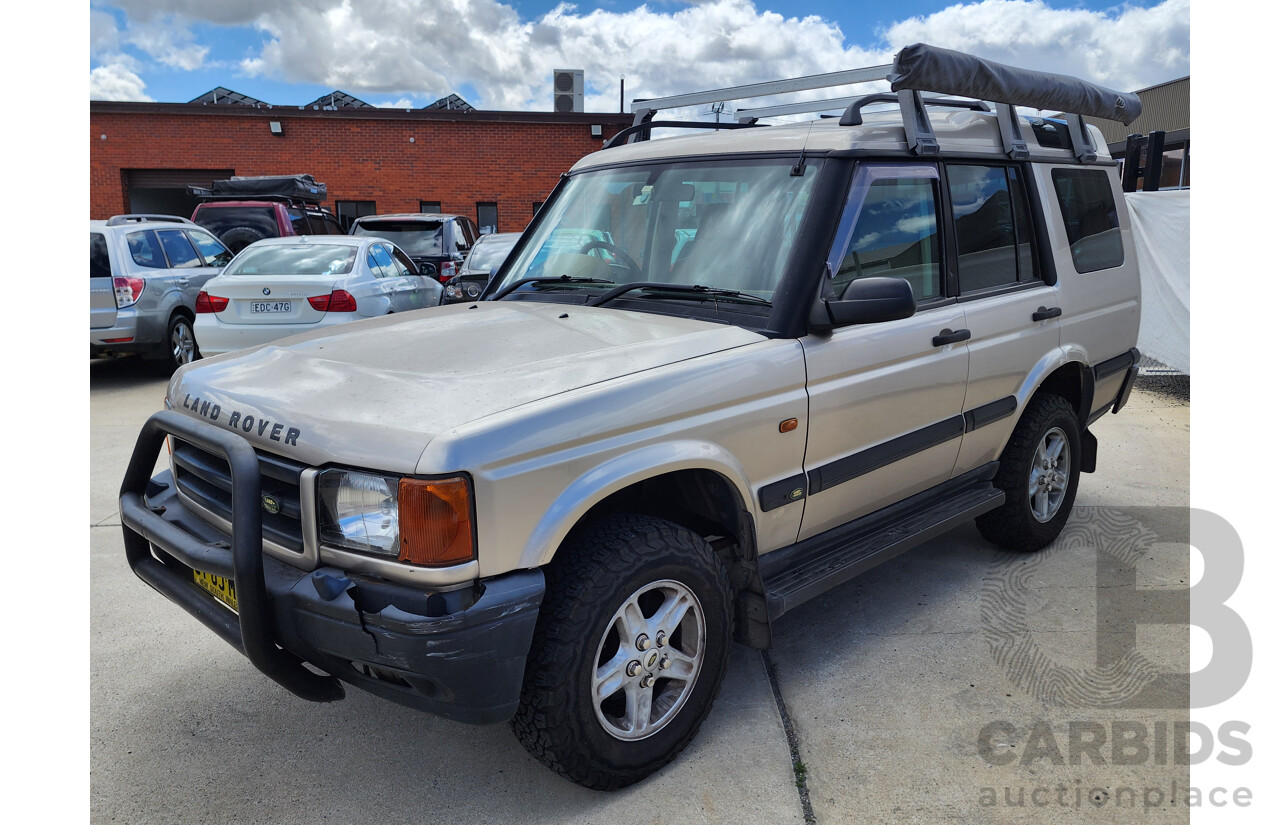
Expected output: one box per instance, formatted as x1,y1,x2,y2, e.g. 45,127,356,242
761,476,1004,620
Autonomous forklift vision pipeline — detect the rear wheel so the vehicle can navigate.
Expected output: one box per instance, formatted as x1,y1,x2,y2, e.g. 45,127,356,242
512,514,733,790
163,313,200,373
977,393,1081,551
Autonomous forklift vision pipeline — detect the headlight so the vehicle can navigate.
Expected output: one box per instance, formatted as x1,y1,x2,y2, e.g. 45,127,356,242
316,469,475,567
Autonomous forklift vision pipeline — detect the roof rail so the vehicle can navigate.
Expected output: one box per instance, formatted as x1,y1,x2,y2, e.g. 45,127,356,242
105,214,196,227
615,43,1138,163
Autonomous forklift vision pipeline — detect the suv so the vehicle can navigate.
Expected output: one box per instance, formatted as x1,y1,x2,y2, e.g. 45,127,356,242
120,45,1142,790
443,231,519,304
190,175,345,252
90,214,233,371
349,213,480,284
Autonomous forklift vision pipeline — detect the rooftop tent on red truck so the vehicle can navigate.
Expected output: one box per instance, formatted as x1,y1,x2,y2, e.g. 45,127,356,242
189,175,343,252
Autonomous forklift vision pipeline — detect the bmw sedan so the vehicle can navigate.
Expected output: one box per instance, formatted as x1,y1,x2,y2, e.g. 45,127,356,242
193,236,441,357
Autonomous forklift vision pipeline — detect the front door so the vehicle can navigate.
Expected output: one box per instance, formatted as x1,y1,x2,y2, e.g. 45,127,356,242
798,163,970,541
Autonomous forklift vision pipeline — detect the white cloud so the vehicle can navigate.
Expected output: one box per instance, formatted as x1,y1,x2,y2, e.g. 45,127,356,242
90,10,122,56
90,63,154,101
92,1,1190,108
127,18,210,71
374,98,419,109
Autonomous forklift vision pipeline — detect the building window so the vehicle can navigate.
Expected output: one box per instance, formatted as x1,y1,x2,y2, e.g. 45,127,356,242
335,200,376,231
419,200,441,213
477,202,499,235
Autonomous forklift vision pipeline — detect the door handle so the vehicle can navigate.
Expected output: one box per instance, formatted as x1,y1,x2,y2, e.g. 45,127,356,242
932,328,971,347
178,278,190,286
1032,306,1062,322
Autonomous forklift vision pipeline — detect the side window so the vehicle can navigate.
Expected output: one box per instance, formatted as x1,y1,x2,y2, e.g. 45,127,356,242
419,201,441,214
156,230,202,269
832,177,942,302
389,246,418,276
187,230,233,267
948,165,1021,292
1051,169,1123,273
126,230,167,269
369,244,396,277
90,232,111,278
323,215,345,235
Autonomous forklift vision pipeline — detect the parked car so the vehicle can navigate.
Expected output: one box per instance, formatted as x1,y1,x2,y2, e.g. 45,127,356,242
443,231,519,303
122,45,1143,790
90,214,233,372
192,236,441,357
190,175,344,252
350,213,480,285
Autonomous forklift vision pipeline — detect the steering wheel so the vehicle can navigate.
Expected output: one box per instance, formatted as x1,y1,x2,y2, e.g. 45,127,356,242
579,240,642,280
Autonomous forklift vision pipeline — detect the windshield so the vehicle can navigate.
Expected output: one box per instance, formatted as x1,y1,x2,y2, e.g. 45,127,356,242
223,244,357,277
492,159,818,305
351,220,444,256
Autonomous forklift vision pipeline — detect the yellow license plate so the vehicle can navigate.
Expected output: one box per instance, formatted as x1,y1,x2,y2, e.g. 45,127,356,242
193,570,238,612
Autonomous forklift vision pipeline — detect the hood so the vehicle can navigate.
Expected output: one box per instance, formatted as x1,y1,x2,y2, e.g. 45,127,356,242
169,300,764,472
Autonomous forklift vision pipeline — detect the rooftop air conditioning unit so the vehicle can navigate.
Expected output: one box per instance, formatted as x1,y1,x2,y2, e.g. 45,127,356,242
554,69,584,113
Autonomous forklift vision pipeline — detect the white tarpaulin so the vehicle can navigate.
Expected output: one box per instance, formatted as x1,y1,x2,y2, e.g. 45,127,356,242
1125,189,1190,373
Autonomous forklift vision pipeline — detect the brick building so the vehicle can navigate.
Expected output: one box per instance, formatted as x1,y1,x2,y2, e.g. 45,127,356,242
90,99,632,233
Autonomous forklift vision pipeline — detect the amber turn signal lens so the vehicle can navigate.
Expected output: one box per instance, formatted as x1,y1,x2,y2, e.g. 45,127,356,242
397,477,475,567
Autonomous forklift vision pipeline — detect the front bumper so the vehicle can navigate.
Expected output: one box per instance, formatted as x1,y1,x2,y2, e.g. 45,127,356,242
120,410,545,724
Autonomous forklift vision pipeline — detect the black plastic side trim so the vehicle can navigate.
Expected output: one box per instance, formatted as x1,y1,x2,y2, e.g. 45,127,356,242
759,474,808,512
809,415,965,495
964,396,1018,432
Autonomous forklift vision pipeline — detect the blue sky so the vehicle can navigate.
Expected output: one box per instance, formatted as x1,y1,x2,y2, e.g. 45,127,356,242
90,1,1189,113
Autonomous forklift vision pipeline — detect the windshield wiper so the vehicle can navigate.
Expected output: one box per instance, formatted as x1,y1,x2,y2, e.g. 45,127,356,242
492,275,615,301
588,282,773,308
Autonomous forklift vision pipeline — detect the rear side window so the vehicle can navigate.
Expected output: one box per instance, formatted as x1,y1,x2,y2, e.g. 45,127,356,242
193,206,278,237
947,164,1039,292
156,229,202,269
126,230,167,268
1052,169,1123,273
90,232,111,279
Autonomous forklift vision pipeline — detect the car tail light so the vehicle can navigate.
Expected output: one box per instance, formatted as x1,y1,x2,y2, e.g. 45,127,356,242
308,290,358,312
438,261,456,283
113,277,144,308
195,291,229,313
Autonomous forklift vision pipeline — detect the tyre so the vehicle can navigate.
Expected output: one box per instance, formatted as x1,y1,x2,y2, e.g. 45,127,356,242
218,226,268,253
976,393,1081,552
163,313,200,373
512,514,733,790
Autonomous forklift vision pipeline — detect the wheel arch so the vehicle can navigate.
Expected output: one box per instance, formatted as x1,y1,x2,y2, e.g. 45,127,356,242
519,444,770,649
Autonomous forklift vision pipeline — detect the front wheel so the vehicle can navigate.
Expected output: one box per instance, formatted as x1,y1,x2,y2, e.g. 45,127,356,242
512,514,733,790
977,393,1082,551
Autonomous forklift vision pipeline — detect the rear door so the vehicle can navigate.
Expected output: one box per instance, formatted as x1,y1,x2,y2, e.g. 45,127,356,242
944,163,1062,474
90,231,116,328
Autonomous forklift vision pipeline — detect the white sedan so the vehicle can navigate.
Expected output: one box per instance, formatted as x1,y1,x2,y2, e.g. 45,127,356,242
193,236,442,357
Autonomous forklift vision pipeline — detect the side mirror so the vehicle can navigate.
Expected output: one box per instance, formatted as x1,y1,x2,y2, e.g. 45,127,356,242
809,276,916,332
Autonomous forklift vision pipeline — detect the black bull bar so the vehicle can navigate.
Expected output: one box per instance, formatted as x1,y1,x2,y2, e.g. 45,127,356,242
119,409,344,702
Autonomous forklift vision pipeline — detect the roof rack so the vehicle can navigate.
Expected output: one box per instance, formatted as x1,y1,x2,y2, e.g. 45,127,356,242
618,43,1141,164
105,214,197,227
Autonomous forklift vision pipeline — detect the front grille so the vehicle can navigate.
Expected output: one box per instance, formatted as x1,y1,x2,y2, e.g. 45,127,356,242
172,438,306,552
